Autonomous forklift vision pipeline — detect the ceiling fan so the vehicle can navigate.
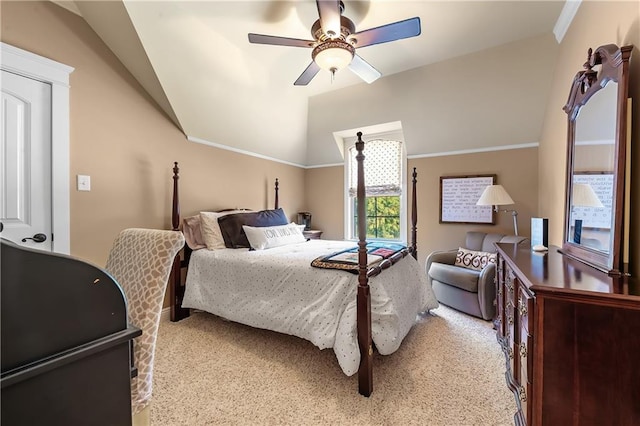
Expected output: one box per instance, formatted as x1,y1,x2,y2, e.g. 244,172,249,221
248,0,421,86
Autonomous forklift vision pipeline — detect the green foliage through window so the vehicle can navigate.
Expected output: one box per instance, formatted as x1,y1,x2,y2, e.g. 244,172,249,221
352,196,401,240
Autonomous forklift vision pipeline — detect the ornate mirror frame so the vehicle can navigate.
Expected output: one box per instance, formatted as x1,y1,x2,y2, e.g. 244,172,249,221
562,44,633,275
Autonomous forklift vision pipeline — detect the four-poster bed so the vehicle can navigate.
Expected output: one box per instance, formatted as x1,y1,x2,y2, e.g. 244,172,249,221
169,132,436,396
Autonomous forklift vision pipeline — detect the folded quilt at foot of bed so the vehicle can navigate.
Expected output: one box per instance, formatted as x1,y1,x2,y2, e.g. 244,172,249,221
310,242,407,273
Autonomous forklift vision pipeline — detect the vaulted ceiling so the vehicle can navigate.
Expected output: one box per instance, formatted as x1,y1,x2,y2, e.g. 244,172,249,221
54,1,567,166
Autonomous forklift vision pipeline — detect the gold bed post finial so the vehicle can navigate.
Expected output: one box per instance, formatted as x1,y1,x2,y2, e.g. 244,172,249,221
355,131,373,397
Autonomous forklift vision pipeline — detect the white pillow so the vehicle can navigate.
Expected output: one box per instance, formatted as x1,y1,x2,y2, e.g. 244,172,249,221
200,210,246,250
243,223,306,250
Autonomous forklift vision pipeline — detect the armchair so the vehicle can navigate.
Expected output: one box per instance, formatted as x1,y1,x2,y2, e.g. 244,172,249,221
426,231,528,320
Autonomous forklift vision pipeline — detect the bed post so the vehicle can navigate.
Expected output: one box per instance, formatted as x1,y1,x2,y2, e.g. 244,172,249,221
355,132,373,397
170,162,190,322
410,167,418,260
274,178,279,209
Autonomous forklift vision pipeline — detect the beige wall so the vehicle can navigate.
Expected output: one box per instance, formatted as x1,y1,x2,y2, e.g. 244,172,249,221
306,34,558,166
305,147,538,269
410,149,538,263
537,1,640,276
305,166,345,241
1,1,306,269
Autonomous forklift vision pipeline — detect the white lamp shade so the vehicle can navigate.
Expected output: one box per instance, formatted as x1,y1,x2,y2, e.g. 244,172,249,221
314,46,353,70
476,185,515,206
572,183,604,207
312,39,355,72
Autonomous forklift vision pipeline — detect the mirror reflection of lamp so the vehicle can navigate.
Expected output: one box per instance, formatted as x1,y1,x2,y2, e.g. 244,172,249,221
476,185,519,236
571,183,604,244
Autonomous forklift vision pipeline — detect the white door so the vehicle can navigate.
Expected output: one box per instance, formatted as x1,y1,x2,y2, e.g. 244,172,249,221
1,69,53,251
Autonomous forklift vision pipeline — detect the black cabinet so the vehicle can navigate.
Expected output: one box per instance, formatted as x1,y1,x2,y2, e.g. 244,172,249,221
1,239,141,425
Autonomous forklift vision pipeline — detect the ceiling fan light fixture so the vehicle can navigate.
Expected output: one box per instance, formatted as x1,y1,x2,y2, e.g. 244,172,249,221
312,39,355,73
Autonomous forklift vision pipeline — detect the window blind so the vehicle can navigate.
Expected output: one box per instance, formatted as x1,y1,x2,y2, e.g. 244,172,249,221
348,139,403,197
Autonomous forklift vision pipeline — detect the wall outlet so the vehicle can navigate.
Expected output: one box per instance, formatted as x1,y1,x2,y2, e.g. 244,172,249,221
77,174,91,191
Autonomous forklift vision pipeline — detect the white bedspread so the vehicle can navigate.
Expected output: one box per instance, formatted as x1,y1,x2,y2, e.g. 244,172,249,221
182,239,438,376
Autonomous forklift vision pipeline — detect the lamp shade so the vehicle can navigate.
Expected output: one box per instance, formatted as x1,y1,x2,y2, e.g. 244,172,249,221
312,40,355,71
572,183,604,207
476,185,515,206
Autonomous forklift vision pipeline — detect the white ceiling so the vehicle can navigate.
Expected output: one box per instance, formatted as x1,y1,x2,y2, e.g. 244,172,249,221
56,1,567,166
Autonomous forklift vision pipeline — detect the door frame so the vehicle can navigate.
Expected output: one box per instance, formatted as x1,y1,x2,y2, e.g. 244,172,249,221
1,42,74,254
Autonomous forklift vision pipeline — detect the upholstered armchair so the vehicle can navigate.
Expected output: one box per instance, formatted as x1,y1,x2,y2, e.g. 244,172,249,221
105,229,185,417
426,231,528,320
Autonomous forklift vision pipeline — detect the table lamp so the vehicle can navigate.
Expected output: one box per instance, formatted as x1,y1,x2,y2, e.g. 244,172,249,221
477,185,519,236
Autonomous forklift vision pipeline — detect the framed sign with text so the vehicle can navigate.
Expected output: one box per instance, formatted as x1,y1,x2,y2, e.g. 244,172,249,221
439,174,496,224
572,172,614,229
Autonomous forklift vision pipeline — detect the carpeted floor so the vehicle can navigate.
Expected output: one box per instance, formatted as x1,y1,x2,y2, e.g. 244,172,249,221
151,305,516,425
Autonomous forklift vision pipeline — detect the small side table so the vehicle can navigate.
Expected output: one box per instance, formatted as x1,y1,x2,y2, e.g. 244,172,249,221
303,230,323,240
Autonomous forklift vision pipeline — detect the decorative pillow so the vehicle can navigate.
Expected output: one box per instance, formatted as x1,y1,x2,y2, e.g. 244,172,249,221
200,210,247,250
181,215,206,250
217,208,289,248
454,247,497,271
243,222,306,250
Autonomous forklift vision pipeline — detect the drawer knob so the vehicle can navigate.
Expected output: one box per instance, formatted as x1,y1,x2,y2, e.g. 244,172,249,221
519,386,527,402
520,342,527,358
518,297,528,317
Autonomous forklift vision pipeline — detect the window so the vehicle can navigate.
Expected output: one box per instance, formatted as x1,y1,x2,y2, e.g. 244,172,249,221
346,138,405,241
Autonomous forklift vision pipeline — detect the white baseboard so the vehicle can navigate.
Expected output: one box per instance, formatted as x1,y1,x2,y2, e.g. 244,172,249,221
160,307,171,322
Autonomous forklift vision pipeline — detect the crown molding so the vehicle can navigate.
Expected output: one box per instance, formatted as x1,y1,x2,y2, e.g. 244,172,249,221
553,0,582,43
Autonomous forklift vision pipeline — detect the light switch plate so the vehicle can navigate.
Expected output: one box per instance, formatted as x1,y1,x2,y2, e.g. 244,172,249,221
77,174,91,191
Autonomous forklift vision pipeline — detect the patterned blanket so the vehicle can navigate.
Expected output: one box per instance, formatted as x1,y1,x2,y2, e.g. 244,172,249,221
311,242,407,274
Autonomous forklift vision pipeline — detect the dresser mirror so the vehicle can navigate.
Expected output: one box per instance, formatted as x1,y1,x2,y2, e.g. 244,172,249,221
562,44,633,275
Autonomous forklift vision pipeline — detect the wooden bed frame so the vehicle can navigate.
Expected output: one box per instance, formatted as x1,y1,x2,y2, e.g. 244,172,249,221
169,132,419,396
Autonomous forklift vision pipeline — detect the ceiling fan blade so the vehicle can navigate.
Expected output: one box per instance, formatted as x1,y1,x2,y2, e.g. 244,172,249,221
294,61,321,86
316,0,341,38
349,54,381,84
248,33,314,48
350,17,421,48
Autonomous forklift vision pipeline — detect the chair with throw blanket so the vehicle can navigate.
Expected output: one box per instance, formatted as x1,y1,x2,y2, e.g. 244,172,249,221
426,231,528,320
105,228,185,418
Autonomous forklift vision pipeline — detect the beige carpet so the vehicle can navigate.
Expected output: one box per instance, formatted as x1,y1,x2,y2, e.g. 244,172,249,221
151,306,516,425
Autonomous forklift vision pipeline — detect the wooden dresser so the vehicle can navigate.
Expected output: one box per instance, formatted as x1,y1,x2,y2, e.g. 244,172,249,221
495,243,640,425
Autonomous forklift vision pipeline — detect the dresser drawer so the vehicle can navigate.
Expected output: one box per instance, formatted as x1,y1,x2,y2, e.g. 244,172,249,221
519,329,533,386
496,257,506,340
518,290,534,334
505,265,516,374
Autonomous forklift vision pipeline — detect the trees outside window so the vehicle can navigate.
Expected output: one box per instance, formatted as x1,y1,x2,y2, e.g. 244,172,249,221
353,196,401,239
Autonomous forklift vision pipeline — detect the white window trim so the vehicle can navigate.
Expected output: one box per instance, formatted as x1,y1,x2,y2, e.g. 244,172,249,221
1,42,74,254
343,135,407,243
